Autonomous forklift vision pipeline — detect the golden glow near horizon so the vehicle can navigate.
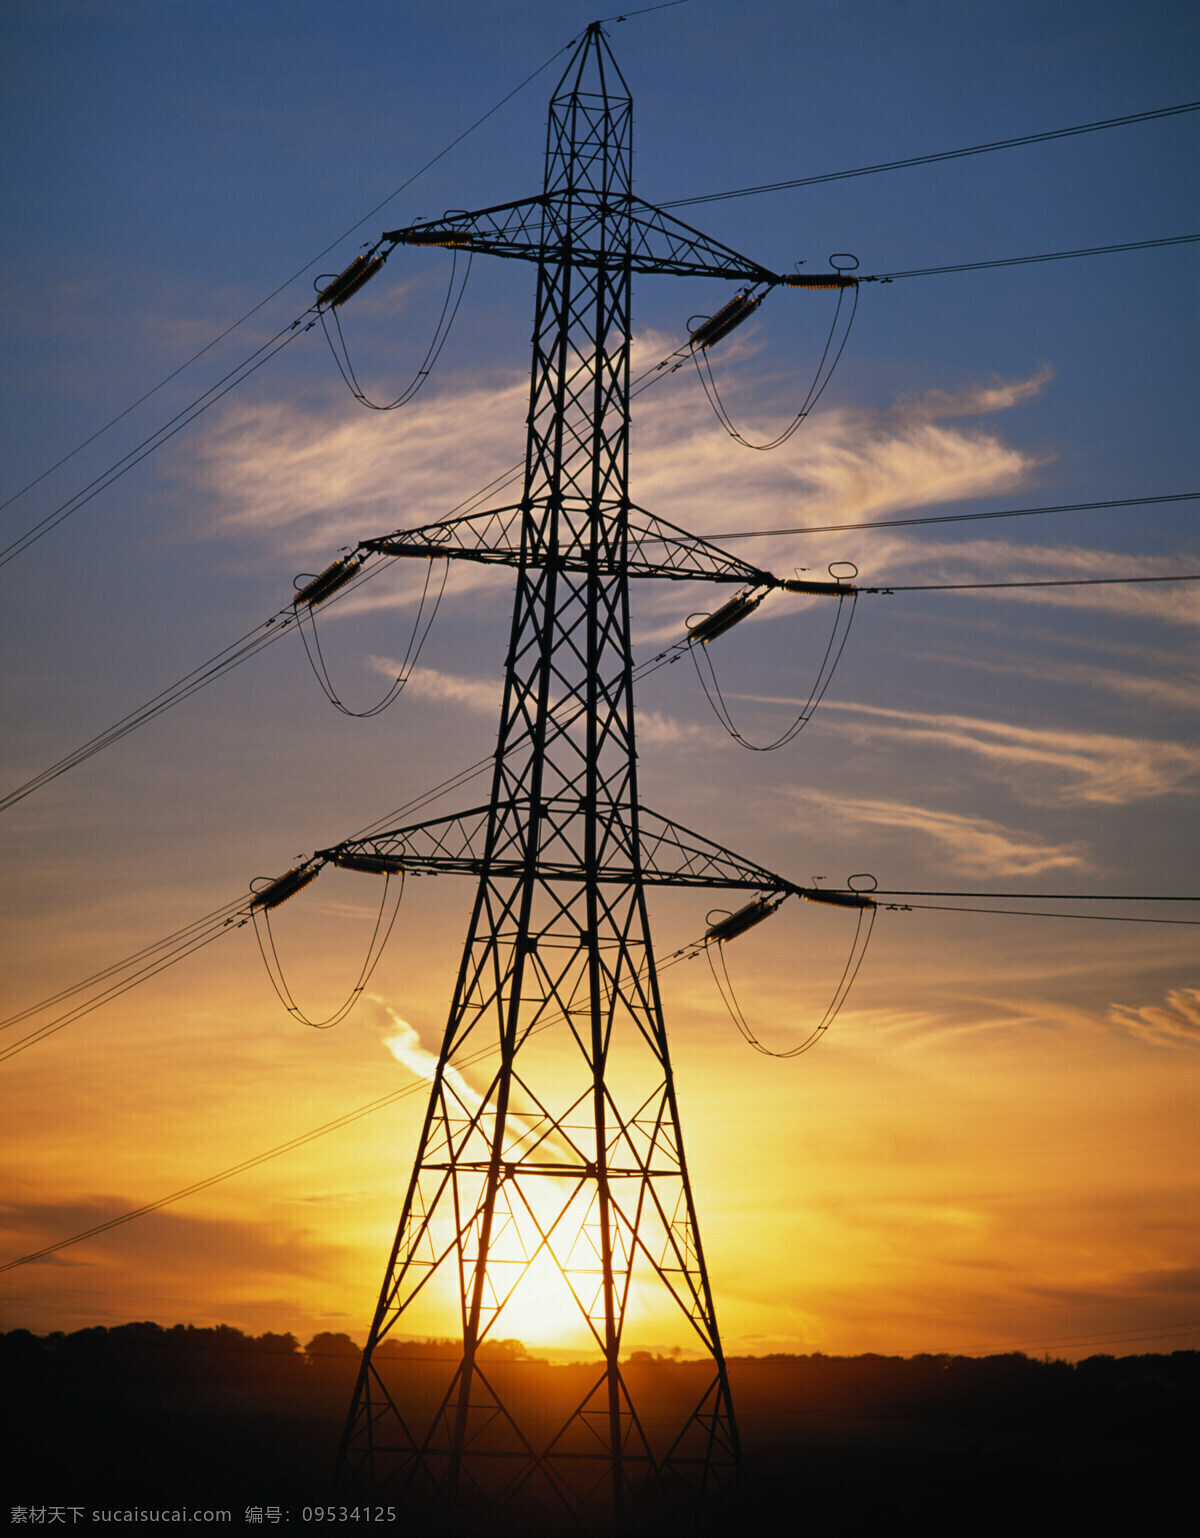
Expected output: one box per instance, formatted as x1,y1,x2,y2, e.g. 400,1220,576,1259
2,3,1197,1365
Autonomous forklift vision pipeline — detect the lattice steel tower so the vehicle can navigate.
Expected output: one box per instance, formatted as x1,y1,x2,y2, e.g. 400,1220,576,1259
329,21,858,1532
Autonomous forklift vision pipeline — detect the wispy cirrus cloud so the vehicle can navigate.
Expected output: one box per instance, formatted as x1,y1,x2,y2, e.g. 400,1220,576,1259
631,352,1048,539
882,367,1056,424
370,660,704,745
184,373,528,552
379,661,502,715
381,1007,478,1104
787,787,1087,877
869,536,1200,629
181,355,1050,567
380,1005,581,1166
817,701,1200,806
899,649,1200,715
1109,987,1200,1048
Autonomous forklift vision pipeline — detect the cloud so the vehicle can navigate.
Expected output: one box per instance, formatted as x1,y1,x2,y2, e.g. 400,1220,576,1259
0,1197,338,1280
872,537,1200,629
819,701,1200,806
376,661,502,716
899,649,1200,714
884,365,1056,423
630,358,1049,538
380,1008,480,1111
377,1004,581,1167
371,661,703,744
636,709,707,745
182,357,1050,569
788,788,1087,877
1109,987,1200,1048
184,372,528,552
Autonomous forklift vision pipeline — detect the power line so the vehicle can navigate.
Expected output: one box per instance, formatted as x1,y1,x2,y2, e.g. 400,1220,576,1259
0,322,299,523
0,929,707,1272
602,1,694,18
7,532,1190,818
0,897,250,1036
933,1319,1200,1357
704,491,1200,540
871,572,1200,592
5,73,1193,540
0,320,311,570
659,100,1200,208
2,871,1194,1269
0,607,303,814
887,902,1200,926
5,237,1192,579
865,232,1199,282
0,1082,429,1273
0,338,697,817
870,889,1199,901
0,630,704,1058
0,906,252,1065
0,41,572,530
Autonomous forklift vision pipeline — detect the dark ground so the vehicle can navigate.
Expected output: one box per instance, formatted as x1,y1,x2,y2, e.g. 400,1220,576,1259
4,1325,1196,1533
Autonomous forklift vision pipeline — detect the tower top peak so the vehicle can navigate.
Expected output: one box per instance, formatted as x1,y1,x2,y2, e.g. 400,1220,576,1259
552,19,630,108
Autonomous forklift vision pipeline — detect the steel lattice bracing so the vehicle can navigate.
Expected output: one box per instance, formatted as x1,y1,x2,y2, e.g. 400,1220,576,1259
333,24,829,1533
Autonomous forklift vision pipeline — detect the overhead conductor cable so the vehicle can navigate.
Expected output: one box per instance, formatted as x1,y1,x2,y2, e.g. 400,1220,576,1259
704,884,877,1058
688,567,859,751
691,265,860,451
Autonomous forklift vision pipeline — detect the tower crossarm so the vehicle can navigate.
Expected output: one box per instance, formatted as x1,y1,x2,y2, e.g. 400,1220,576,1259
383,194,782,283
636,806,800,892
363,503,779,585
319,803,825,897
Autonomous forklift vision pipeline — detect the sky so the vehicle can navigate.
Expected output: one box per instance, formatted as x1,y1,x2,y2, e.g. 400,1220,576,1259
1,0,1198,1363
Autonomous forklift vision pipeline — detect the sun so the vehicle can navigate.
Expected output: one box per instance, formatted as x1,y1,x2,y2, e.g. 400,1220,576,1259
486,1246,598,1351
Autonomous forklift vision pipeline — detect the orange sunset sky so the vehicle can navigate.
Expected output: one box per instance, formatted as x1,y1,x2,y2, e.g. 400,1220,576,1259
2,0,1198,1362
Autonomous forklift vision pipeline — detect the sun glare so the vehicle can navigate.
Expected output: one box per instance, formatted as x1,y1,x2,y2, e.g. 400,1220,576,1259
488,1247,597,1350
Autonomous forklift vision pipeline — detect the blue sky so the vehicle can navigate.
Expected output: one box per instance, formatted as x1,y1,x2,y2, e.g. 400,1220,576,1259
1,0,1198,1357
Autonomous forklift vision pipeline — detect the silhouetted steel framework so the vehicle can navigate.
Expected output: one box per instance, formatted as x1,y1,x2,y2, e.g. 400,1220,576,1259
331,23,858,1531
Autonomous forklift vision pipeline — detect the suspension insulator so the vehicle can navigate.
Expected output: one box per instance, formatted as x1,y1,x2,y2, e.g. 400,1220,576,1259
332,851,405,875
293,555,364,609
687,590,764,645
782,274,858,289
803,888,875,909
705,896,783,944
251,866,319,911
398,228,471,247
782,577,858,596
689,292,762,350
318,254,385,309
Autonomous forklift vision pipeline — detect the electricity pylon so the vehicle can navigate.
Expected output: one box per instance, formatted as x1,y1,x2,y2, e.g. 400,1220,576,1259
327,22,859,1532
